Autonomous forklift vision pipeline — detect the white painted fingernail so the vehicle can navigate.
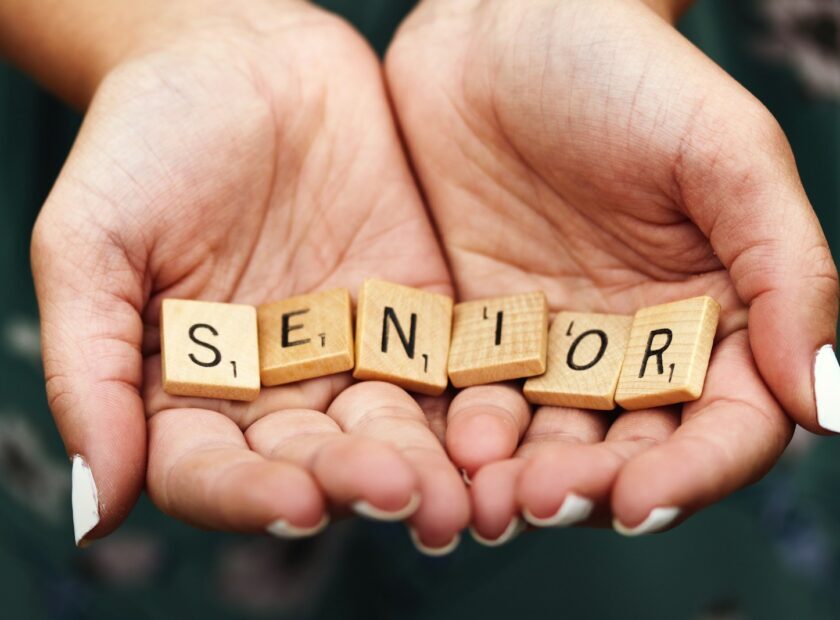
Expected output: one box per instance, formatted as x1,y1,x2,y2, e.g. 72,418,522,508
613,506,680,536
460,469,472,486
352,492,421,522
72,455,99,547
815,345,840,432
266,514,329,539
469,517,525,547
522,493,594,527
409,528,461,557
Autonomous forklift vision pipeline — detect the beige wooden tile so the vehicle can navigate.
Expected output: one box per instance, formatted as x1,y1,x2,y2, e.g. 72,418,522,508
524,311,633,410
161,299,260,401
448,292,548,388
257,289,354,386
353,279,453,396
615,296,720,410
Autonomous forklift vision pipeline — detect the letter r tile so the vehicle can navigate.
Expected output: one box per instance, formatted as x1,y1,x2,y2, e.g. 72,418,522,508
615,296,720,410
353,279,453,396
161,299,260,401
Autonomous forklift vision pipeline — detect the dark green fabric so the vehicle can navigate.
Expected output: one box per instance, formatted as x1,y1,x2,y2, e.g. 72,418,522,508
0,1,837,618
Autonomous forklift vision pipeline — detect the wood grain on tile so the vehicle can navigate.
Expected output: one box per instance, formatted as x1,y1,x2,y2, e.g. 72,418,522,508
448,292,548,388
524,311,632,410
615,296,720,410
353,279,453,396
161,299,260,401
258,288,354,386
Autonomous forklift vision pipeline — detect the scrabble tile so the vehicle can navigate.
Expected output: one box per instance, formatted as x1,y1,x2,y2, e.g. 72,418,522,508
448,292,548,388
161,299,260,401
257,289,354,386
614,296,720,410
353,279,453,396
524,312,633,410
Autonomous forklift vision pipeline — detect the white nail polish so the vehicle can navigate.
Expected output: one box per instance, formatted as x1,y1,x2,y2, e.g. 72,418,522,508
266,514,329,539
352,492,421,522
71,455,100,546
469,517,525,547
613,506,680,536
815,345,840,432
522,493,594,528
460,469,472,486
409,528,461,557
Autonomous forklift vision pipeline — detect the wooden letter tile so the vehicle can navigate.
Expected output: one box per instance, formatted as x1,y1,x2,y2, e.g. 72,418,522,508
257,289,354,386
448,292,548,388
161,299,260,401
615,296,720,410
524,312,632,410
353,279,453,396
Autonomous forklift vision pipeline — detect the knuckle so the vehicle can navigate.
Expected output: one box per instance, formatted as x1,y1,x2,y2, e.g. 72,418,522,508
805,243,840,309
684,93,792,176
44,373,69,412
809,243,840,284
739,99,791,158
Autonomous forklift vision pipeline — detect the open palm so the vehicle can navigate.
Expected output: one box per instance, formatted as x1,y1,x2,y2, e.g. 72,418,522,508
32,1,468,550
388,0,838,540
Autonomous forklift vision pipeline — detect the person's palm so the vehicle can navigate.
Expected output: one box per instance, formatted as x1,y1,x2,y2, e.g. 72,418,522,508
33,1,467,549
387,0,838,539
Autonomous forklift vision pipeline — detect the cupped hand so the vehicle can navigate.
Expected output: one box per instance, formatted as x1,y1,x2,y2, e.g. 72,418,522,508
32,0,468,549
387,0,839,540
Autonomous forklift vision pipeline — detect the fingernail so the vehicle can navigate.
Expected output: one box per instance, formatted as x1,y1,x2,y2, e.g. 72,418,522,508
613,506,680,536
815,345,840,432
352,492,421,522
522,493,594,528
460,469,472,486
469,517,525,547
408,527,461,557
71,455,99,547
266,514,329,539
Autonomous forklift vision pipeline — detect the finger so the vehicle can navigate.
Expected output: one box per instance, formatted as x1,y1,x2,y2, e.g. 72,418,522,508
678,96,839,433
415,391,452,445
147,409,327,536
469,459,527,546
445,383,531,475
329,382,470,555
144,355,352,428
246,409,420,518
31,194,147,545
516,406,678,529
611,330,794,535
470,406,608,541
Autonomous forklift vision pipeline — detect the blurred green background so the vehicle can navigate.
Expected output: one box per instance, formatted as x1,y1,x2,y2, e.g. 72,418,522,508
0,1,838,618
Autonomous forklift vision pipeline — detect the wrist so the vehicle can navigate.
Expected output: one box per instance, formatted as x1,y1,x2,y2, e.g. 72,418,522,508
0,0,308,108
0,0,191,108
639,0,696,23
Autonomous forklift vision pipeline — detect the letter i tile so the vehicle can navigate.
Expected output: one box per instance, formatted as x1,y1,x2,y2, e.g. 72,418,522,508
448,292,548,388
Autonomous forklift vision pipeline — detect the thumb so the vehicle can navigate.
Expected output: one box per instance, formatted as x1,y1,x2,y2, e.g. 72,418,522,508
32,176,148,545
678,97,839,434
